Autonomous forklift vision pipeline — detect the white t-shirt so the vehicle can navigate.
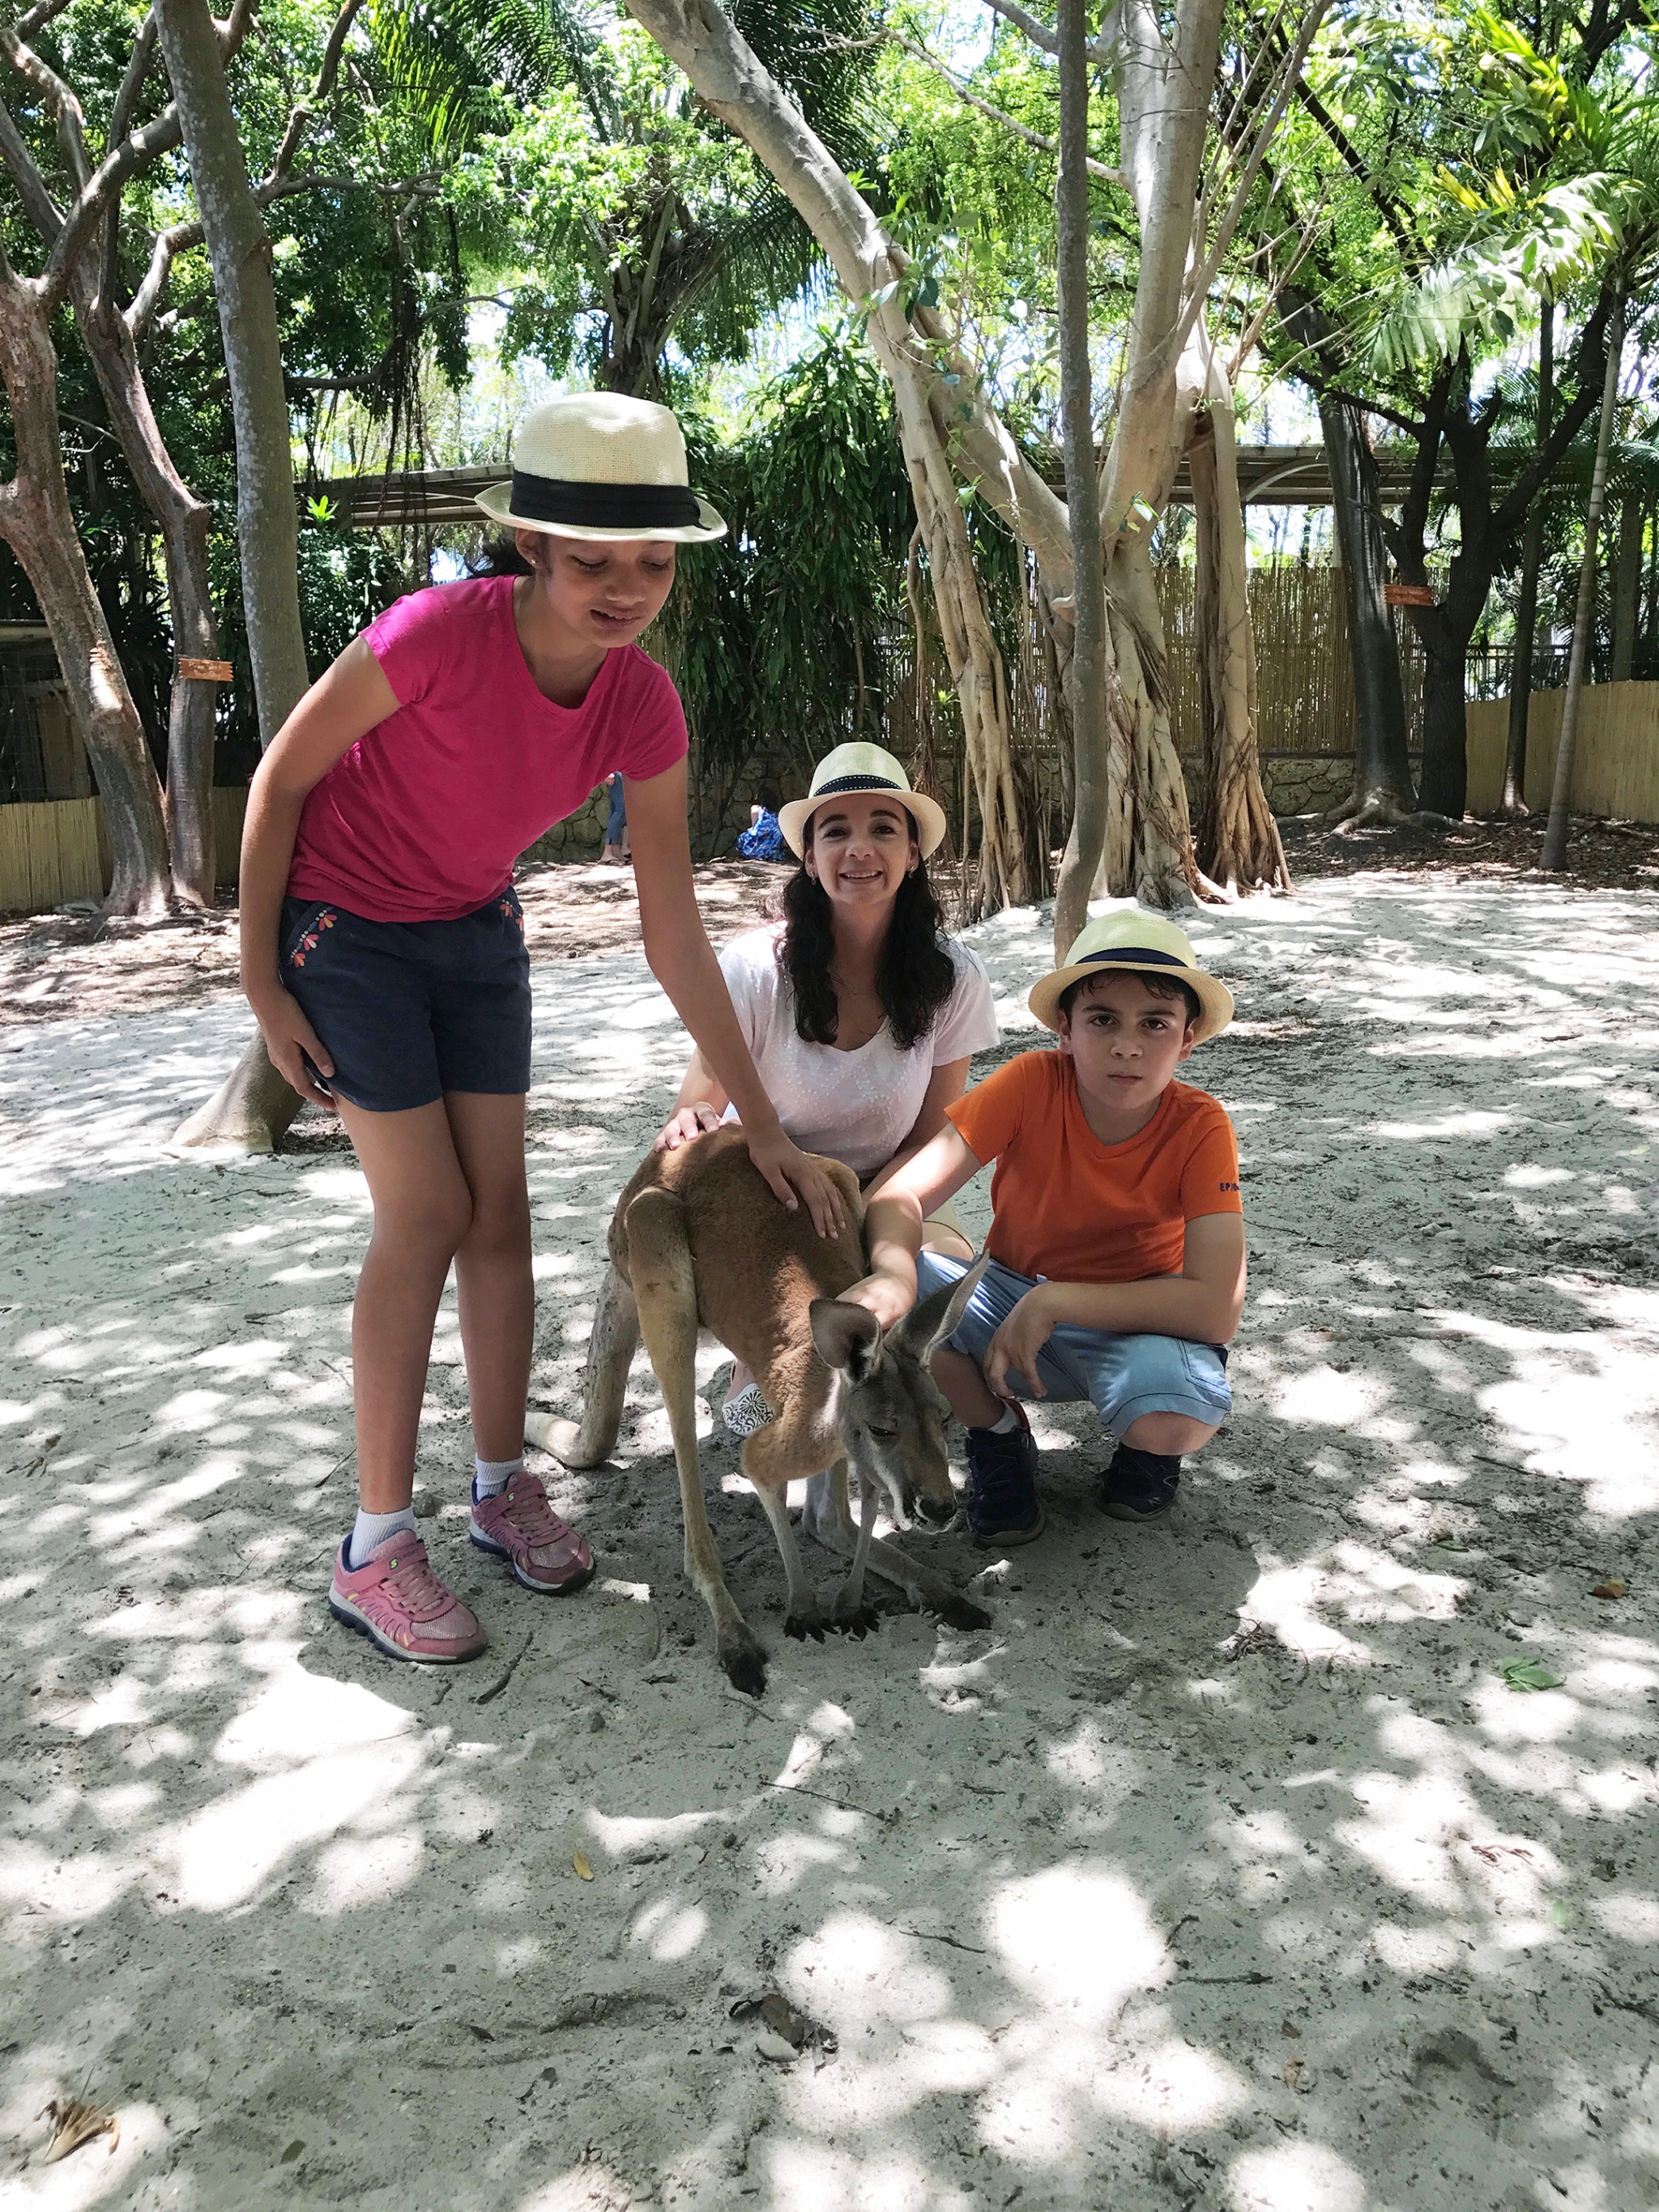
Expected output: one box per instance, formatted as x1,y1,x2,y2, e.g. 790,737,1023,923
717,924,998,1177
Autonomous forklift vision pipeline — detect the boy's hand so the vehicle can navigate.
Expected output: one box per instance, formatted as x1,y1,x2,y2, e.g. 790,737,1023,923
984,1285,1056,1400
842,1270,915,1332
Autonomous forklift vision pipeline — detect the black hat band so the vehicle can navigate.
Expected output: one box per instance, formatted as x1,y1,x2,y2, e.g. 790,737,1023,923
811,774,907,799
509,471,701,530
1077,946,1189,970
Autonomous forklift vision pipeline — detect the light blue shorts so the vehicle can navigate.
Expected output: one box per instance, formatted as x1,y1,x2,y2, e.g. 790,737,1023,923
916,1252,1232,1436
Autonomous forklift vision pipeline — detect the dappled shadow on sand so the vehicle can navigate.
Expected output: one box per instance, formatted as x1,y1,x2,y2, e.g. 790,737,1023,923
2,878,1657,2210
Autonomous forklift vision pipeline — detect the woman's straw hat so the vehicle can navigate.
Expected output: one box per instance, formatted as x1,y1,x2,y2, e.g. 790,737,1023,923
778,743,949,859
475,393,727,543
1028,910,1235,1042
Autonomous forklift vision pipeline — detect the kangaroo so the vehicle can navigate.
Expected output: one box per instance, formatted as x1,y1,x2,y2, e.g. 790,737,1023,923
525,1125,993,1694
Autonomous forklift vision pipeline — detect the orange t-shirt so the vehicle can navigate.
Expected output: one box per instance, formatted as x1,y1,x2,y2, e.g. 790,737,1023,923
945,1051,1242,1284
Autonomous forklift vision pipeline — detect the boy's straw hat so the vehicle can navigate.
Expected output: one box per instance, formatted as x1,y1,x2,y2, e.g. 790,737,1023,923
475,394,727,543
778,743,949,859
1029,910,1235,1042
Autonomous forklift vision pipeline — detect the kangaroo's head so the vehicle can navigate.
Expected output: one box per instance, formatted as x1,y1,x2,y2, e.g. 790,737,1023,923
808,1255,990,1532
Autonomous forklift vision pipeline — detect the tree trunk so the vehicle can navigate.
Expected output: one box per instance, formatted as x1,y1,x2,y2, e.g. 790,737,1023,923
894,403,1027,918
1188,336,1289,891
1087,0,1226,909
1051,0,1111,957
158,0,309,744
0,271,172,917
159,0,311,1146
621,0,1067,923
1543,295,1626,873
1502,298,1552,812
1611,492,1642,682
75,285,220,905
1320,390,1415,824
171,1037,304,1153
1417,640,1471,820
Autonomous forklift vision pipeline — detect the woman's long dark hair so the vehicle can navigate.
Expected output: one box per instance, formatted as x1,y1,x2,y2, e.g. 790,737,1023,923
778,816,957,1050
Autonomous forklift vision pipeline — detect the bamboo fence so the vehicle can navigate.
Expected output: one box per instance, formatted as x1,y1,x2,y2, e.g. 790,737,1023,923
1465,681,1659,818
0,788,247,914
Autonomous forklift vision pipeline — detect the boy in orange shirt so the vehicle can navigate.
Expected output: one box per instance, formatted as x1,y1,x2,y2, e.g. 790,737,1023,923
855,911,1246,1543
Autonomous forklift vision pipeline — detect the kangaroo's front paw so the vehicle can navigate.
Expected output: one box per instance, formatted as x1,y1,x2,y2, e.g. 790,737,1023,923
719,1624,769,1696
784,1600,828,1643
830,1588,881,1639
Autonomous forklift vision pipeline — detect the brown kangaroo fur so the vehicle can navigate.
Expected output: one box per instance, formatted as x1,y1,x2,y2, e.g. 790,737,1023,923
525,1125,992,1694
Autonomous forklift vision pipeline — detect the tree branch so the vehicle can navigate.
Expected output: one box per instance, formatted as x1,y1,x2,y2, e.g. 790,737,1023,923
0,75,62,240
983,0,1111,64
0,20,91,191
1490,290,1615,539
889,29,1125,185
126,167,441,341
1316,383,1425,437
41,101,183,312
12,0,75,39
1176,0,1331,360
1290,69,1411,255
101,4,162,307
267,0,364,185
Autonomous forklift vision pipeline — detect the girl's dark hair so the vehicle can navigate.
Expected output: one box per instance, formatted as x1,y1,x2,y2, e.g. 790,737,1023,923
778,814,957,1051
471,532,535,578
754,778,783,813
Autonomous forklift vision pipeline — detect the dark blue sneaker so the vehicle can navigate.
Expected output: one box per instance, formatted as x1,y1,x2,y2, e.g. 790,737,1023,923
1098,1443,1181,1522
962,1404,1045,1546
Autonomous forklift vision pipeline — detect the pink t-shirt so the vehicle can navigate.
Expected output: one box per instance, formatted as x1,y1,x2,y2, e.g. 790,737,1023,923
287,575,687,922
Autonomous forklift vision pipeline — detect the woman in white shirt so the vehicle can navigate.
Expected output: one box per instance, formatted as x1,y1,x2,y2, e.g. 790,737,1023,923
656,742,997,1431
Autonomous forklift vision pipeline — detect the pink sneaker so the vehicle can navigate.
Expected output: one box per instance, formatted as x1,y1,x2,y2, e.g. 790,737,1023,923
329,1532,488,1664
470,1471,595,1595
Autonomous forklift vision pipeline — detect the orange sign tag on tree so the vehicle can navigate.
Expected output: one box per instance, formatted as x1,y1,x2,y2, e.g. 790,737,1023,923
1384,582,1435,607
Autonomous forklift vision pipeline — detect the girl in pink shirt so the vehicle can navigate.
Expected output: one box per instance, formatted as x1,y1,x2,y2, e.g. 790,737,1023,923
237,394,843,1666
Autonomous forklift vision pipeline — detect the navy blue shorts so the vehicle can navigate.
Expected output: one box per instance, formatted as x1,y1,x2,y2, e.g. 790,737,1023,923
279,889,531,1114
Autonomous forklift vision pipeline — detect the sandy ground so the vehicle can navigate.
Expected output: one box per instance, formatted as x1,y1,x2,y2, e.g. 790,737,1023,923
2,853,1657,2212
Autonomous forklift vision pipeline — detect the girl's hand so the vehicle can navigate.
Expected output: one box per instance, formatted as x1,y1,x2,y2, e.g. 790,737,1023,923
984,1287,1054,1400
250,988,336,1109
655,1101,724,1153
745,1124,847,1238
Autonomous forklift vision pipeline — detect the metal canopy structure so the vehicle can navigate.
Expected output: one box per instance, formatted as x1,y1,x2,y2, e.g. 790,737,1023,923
300,443,1440,531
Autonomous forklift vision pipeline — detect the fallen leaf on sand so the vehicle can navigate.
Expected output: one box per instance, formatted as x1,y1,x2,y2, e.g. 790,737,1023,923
38,2097,118,2163
729,1988,837,2056
573,1852,593,1881
1591,1578,1627,1600
1499,1658,1565,1693
1282,2058,1304,2090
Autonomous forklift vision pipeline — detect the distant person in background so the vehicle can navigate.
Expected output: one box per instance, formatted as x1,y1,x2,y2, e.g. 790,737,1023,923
599,769,630,865
735,779,786,862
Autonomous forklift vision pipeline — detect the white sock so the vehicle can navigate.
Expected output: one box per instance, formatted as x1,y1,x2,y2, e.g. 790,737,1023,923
987,1406,1020,1435
474,1454,524,1500
348,1506,416,1570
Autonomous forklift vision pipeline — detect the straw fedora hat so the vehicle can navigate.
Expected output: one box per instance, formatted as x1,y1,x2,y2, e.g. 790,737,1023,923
474,393,727,543
777,743,949,859
1028,909,1235,1042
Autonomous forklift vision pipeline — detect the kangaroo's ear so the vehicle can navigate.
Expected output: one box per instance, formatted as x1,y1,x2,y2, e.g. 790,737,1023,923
893,1249,991,1363
809,1297,885,1383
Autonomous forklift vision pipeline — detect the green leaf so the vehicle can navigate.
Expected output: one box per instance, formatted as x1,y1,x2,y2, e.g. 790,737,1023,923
1499,1658,1565,1692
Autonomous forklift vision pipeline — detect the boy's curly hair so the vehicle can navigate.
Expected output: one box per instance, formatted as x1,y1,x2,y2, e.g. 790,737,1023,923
1056,970,1201,1027
775,817,957,1051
